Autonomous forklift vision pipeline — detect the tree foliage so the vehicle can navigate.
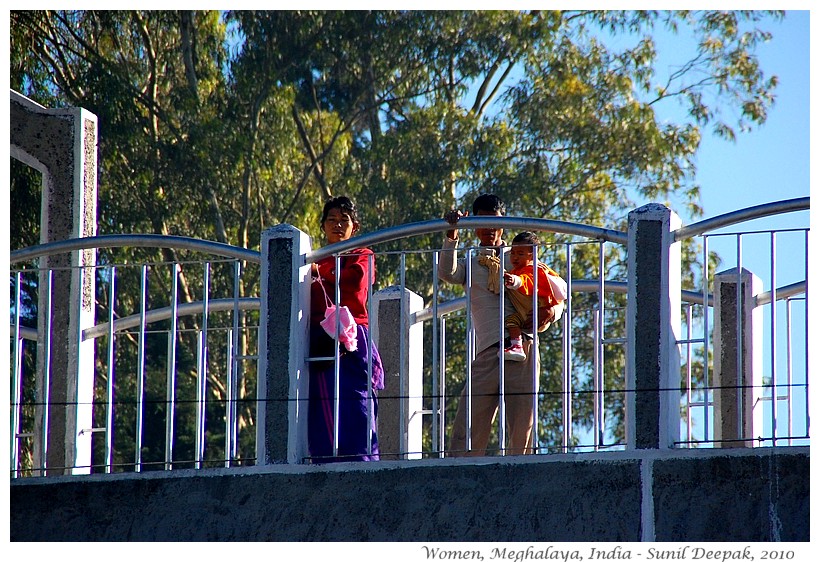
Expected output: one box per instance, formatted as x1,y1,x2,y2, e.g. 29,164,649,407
10,9,783,459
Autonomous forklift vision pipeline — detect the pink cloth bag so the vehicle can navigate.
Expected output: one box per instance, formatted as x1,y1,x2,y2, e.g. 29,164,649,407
315,278,358,351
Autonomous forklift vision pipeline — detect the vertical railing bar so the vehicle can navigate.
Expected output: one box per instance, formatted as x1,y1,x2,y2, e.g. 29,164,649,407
11,272,23,478
563,243,573,452
736,234,744,444
464,248,473,454
366,253,375,457
685,304,694,446
804,229,810,440
531,244,539,454
227,260,241,465
439,315,447,457
592,306,600,451
233,260,243,460
135,264,148,472
332,254,342,458
785,298,793,445
40,269,53,476
202,262,211,464
225,330,234,468
497,245,506,456
702,235,711,445
596,241,605,449
431,251,441,457
399,253,407,458
165,263,178,470
195,330,204,469
105,265,117,473
195,262,210,469
770,232,777,445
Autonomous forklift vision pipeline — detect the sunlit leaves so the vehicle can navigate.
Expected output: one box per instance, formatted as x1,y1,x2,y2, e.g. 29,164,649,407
11,9,786,454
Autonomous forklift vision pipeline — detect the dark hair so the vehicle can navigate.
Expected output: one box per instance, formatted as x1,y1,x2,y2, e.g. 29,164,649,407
512,231,540,246
472,193,506,216
320,196,359,225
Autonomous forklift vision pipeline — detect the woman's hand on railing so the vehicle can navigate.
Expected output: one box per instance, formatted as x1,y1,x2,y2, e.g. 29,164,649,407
443,209,467,240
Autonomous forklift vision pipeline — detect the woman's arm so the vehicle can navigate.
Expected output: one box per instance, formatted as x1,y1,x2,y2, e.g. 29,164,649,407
437,236,466,285
333,249,375,289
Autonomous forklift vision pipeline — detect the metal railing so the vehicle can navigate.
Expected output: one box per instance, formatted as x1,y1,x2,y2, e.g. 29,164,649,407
675,204,810,448
10,236,261,476
379,241,629,457
9,198,810,475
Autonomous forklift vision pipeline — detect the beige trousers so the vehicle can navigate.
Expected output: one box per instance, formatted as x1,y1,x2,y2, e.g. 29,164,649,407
448,337,539,456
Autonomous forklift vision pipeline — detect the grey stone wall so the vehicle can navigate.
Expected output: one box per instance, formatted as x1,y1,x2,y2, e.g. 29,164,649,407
10,447,808,542
652,451,809,541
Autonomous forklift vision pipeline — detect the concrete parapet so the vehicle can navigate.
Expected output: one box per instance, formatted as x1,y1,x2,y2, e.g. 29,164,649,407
10,447,808,542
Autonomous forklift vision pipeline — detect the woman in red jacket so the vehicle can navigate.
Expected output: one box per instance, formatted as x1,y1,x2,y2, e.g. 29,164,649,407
308,196,384,462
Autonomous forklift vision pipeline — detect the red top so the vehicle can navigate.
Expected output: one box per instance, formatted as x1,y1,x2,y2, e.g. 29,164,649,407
310,248,376,328
509,261,560,307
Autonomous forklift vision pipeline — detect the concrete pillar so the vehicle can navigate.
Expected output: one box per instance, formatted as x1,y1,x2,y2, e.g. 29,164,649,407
10,90,97,475
256,225,311,464
626,204,682,449
372,286,424,460
713,268,763,447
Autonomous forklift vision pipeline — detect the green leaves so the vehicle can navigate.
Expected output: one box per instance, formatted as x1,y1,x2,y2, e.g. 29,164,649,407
11,9,786,454
11,10,784,245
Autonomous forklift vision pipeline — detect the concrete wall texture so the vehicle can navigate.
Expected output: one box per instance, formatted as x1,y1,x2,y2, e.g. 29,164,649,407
10,446,808,542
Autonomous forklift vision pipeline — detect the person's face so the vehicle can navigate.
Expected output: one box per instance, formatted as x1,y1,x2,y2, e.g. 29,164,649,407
509,244,534,269
474,209,503,247
322,207,358,244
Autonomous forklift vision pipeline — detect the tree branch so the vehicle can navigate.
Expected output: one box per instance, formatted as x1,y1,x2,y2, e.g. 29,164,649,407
292,105,332,200
179,11,200,101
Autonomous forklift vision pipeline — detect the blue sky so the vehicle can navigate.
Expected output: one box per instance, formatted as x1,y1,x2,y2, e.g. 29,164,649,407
666,10,811,228
559,9,812,292
459,9,812,233
644,10,812,291
564,9,812,231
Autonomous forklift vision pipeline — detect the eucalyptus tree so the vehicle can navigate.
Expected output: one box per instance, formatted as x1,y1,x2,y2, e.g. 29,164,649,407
11,9,783,455
224,10,779,449
11,10,253,468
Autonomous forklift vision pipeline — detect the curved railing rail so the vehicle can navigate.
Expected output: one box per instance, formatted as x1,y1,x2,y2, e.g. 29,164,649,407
10,198,807,264
10,233,261,265
674,197,809,241
309,216,627,262
81,297,260,341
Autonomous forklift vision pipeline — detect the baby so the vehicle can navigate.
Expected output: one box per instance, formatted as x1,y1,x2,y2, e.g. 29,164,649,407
501,231,565,361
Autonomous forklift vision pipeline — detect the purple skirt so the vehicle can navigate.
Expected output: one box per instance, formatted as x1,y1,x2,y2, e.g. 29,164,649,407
308,324,384,463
